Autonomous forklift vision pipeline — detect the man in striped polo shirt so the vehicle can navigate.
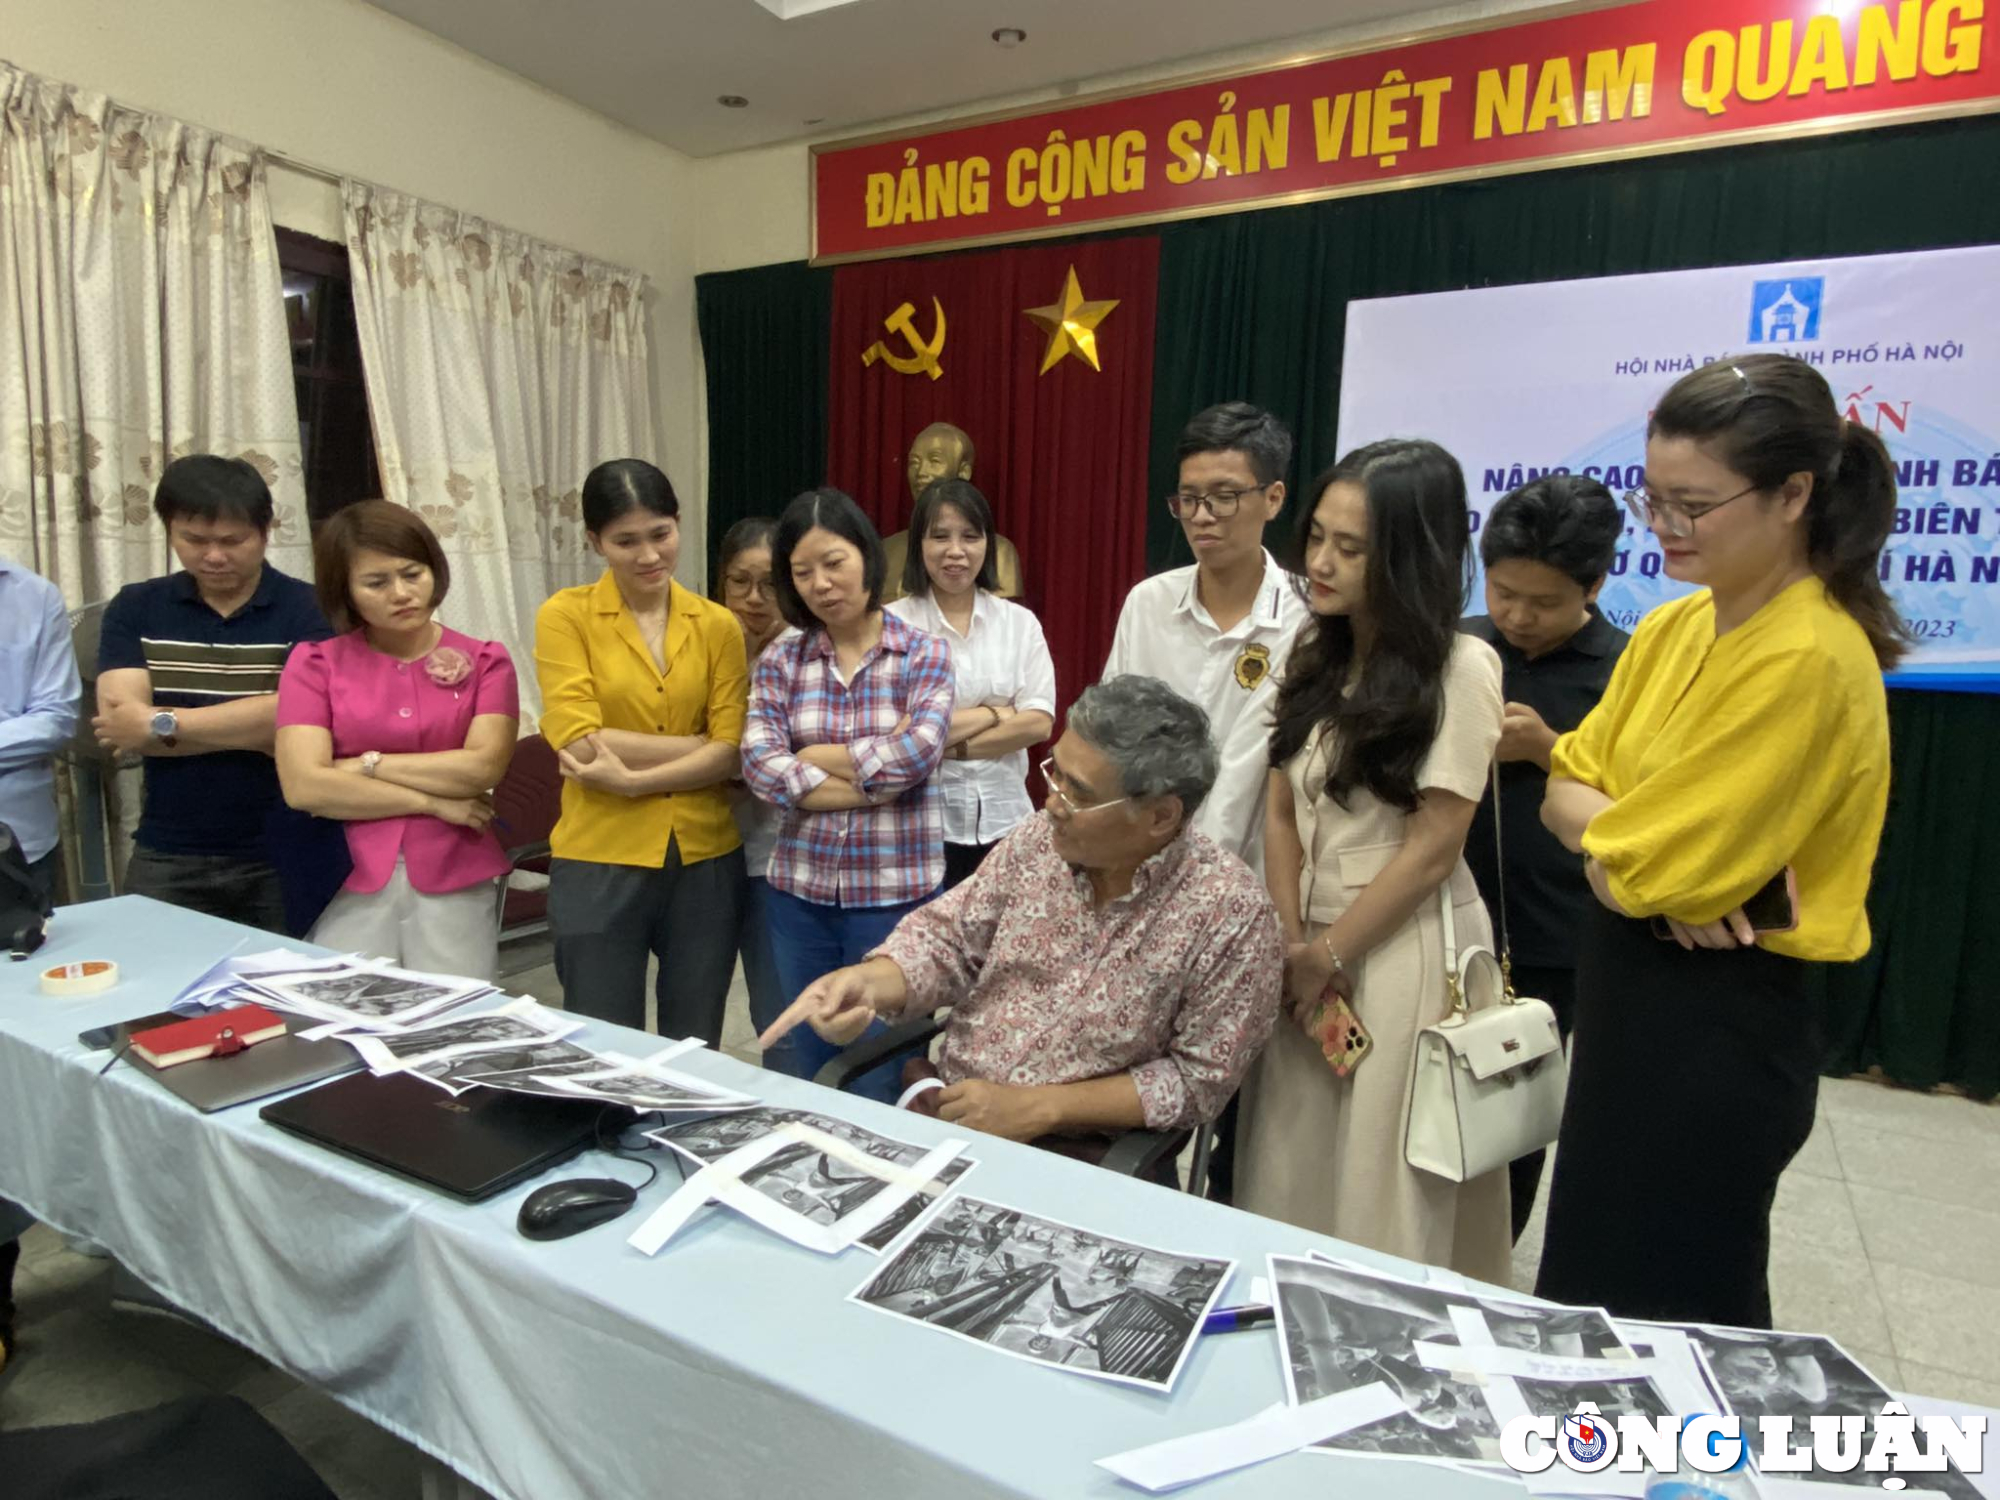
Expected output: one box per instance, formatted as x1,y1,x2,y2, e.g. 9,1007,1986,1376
94,456,330,932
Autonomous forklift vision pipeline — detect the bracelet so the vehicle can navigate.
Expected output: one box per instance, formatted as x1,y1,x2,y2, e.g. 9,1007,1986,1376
988,705,1003,729
1317,927,1345,973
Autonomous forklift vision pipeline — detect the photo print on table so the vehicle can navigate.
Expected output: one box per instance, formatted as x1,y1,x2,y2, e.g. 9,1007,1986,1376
1674,1324,1982,1500
538,1055,758,1114
649,1107,974,1250
246,960,491,1029
341,999,579,1073
1271,1256,1670,1469
851,1195,1233,1393
409,1038,602,1096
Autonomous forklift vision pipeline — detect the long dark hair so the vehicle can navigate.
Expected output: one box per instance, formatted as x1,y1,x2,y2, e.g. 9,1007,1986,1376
902,478,999,597
1269,440,1472,812
1649,355,1909,669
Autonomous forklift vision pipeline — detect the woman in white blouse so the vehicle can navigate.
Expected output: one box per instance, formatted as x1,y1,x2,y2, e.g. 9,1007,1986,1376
887,479,1056,887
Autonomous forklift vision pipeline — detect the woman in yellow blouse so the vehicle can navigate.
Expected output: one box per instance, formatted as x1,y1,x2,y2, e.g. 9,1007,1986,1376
535,459,749,1043
1535,355,1902,1329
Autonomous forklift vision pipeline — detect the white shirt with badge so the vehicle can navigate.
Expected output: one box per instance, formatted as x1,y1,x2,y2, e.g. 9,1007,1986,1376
887,590,1058,846
1100,548,1306,875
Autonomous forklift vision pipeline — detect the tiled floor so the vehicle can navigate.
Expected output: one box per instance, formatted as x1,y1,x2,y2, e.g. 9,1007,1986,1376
6,951,1996,1497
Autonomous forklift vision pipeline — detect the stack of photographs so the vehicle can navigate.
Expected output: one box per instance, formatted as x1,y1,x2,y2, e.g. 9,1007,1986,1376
240,958,494,1032
333,996,581,1074
851,1195,1233,1394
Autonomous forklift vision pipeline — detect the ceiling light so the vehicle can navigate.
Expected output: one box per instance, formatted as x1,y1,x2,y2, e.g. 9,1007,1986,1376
991,27,1026,48
717,95,750,109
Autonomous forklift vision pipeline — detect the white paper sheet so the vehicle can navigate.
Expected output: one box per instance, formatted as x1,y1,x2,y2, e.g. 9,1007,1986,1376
1415,1341,1664,1384
1095,1384,1411,1492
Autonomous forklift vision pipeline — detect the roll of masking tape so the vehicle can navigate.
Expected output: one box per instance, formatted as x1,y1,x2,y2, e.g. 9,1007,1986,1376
40,960,119,997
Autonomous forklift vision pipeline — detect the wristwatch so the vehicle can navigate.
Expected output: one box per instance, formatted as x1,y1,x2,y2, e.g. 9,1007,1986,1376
360,751,383,778
149,709,179,748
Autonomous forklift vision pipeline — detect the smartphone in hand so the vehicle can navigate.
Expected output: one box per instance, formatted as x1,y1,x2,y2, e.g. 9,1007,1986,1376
1650,868,1798,941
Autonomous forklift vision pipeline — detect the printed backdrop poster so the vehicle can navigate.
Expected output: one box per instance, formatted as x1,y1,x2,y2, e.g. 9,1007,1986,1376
1337,245,2000,692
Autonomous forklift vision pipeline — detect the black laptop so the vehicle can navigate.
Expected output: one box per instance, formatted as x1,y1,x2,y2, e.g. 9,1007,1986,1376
85,1011,360,1113
260,1070,621,1202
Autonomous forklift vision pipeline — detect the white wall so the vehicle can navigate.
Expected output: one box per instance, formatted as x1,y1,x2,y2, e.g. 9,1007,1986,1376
7,0,709,576
688,0,1558,275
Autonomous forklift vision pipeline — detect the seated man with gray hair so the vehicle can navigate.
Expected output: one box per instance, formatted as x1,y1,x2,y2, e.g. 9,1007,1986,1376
760,676,1283,1150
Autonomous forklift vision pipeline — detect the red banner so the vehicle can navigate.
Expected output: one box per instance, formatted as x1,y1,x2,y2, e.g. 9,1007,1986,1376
827,238,1160,722
812,0,1995,262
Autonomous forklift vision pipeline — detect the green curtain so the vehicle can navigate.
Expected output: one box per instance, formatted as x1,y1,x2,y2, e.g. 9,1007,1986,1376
1816,692,2000,1098
693,259,832,580
1145,113,2000,1097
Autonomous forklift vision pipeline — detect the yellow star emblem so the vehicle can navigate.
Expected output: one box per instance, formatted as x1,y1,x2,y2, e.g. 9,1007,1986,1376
1023,267,1119,375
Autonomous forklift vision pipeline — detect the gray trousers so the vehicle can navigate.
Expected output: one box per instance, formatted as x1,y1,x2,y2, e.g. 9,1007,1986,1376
123,847,287,935
547,841,746,1046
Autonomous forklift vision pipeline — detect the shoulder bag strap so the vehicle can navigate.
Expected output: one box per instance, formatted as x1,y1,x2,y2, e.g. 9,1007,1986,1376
1489,759,1517,999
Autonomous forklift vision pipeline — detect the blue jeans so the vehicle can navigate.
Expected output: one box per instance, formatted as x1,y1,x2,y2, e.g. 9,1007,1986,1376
763,884,934,1102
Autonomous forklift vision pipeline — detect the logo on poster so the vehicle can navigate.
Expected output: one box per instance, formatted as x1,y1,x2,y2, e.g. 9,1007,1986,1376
1748,278,1824,343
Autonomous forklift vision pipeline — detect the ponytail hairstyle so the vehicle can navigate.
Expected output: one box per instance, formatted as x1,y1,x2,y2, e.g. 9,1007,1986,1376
1649,354,1910,669
1269,439,1472,813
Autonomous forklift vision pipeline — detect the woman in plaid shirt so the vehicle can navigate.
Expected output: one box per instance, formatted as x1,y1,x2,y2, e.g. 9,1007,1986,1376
742,488,956,1094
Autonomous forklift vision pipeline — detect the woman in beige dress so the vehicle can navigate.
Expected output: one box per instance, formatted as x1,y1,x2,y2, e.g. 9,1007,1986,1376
1235,438,1511,1284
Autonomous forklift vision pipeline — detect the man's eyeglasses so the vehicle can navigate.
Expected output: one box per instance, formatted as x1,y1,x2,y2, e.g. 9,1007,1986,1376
1164,484,1271,521
1621,484,1760,540
723,571,775,600
1040,755,1131,817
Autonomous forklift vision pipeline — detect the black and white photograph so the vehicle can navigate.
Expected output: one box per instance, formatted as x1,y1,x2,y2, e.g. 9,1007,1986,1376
341,1000,577,1073
849,1195,1232,1393
1272,1257,1670,1468
648,1107,973,1250
1684,1325,1981,1500
540,1059,757,1113
247,961,490,1029
409,1039,603,1095
457,1050,624,1099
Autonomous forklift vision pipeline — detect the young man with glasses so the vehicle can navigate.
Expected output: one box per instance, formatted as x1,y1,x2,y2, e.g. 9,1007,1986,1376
1101,402,1305,876
758,677,1282,1166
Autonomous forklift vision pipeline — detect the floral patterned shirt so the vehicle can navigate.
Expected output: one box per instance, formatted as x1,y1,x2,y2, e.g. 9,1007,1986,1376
873,814,1284,1131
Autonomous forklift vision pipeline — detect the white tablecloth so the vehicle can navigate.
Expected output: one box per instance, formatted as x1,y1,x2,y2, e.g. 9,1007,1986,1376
0,896,1519,1500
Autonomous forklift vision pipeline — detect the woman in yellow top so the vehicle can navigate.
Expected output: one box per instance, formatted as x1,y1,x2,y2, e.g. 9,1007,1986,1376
1535,355,1903,1329
535,459,750,1044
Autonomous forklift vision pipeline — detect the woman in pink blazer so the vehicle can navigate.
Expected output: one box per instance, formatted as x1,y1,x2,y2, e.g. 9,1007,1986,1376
276,502,518,979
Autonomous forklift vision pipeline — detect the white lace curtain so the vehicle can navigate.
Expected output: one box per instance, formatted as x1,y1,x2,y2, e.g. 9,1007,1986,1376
0,61,310,602
343,182,655,719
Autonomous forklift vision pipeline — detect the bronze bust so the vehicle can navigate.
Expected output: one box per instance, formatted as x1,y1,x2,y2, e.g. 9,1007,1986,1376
880,422,1023,601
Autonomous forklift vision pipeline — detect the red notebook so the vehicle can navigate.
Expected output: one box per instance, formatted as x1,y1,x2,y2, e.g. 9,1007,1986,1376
130,1005,287,1069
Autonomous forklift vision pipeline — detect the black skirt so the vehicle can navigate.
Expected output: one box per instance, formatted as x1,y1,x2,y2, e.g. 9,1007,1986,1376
1534,902,1823,1329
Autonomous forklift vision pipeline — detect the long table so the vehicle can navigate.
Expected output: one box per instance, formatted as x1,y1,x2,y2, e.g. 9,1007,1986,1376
0,896,1515,1500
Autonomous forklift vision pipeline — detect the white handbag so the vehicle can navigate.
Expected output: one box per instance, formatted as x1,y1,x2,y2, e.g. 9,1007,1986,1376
1404,766,1569,1183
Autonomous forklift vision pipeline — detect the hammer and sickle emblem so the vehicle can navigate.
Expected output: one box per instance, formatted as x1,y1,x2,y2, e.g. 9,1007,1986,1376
861,297,947,381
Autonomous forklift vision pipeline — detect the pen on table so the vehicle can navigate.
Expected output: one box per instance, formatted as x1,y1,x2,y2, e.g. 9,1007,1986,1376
1200,1303,1275,1336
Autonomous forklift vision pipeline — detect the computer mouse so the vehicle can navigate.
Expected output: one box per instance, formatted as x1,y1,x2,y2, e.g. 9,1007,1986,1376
517,1177,639,1241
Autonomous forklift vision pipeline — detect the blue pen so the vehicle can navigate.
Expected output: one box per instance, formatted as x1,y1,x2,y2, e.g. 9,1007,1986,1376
1200,1303,1276,1335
